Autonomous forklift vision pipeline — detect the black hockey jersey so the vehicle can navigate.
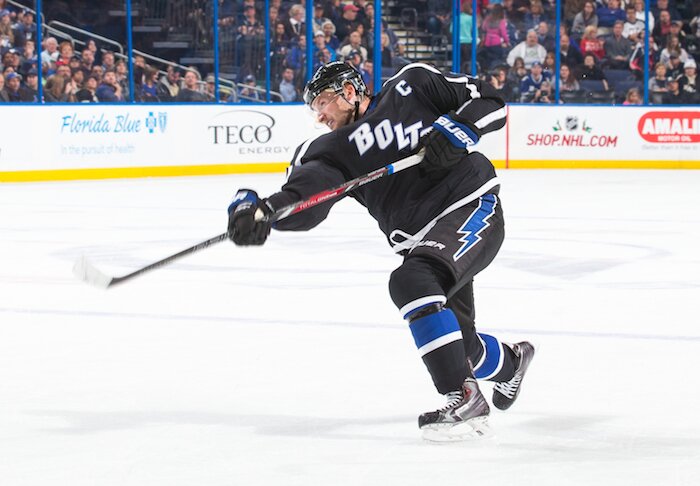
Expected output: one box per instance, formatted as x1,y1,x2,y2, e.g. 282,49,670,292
266,63,507,253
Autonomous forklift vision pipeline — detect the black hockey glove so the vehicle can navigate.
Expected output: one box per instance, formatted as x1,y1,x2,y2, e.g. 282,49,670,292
422,111,480,171
227,189,273,246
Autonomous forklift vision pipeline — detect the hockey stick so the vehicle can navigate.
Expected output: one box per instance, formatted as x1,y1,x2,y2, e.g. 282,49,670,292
73,149,425,289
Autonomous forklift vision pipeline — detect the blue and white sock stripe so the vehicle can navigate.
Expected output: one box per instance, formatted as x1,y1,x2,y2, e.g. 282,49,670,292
473,333,505,380
400,295,447,320
409,307,462,357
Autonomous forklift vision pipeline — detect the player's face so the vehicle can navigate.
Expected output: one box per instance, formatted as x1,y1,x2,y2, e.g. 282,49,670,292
311,87,355,130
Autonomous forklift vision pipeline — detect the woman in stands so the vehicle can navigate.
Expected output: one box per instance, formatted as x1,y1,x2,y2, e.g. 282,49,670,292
579,25,605,61
571,1,598,42
622,87,642,105
56,41,74,67
659,35,689,67
480,4,510,71
558,64,581,92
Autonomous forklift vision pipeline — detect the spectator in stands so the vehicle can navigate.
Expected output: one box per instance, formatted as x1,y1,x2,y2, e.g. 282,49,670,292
67,68,84,99
507,56,526,84
22,67,37,101
629,30,657,80
649,62,669,104
141,65,159,102
117,60,133,101
480,4,510,70
0,72,7,102
660,35,689,66
633,0,653,32
96,69,123,102
313,30,335,67
559,64,581,92
338,30,368,61
666,52,683,79
2,70,21,101
572,1,598,41
652,10,675,46
278,67,298,102
76,74,98,102
690,12,700,39
157,65,181,102
91,64,104,84
426,0,450,36
285,34,307,90
662,76,683,104
559,33,584,68
238,74,261,102
652,0,681,23
523,1,549,33
321,20,340,52
493,66,519,102
580,25,605,61
623,86,642,104
622,5,644,43
85,39,102,67
56,41,73,67
313,2,331,31
284,4,306,39
536,21,556,52
604,20,633,70
43,74,71,102
596,0,625,36
507,29,547,68
55,63,71,81
176,69,207,102
542,50,556,76
19,39,36,74
336,4,360,42
520,61,552,102
40,37,59,75
578,53,609,90
678,58,697,102
0,8,14,49
80,48,95,76
11,9,35,49
102,51,115,73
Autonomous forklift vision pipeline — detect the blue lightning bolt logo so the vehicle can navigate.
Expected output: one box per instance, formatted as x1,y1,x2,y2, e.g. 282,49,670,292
453,194,498,261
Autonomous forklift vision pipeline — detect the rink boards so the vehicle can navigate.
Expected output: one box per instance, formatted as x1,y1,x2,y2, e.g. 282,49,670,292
0,104,698,182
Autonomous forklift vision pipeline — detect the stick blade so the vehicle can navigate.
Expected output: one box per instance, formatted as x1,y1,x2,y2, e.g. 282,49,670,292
73,256,115,289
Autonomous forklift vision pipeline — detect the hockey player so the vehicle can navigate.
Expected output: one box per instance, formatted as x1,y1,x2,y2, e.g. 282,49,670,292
227,61,534,441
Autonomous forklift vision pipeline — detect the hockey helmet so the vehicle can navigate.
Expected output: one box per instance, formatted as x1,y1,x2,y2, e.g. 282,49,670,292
303,61,367,108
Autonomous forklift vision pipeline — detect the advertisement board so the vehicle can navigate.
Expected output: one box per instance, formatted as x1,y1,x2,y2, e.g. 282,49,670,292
0,104,697,182
507,105,700,168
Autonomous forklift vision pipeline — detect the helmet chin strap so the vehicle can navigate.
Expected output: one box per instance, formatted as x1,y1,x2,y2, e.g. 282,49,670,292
353,100,361,122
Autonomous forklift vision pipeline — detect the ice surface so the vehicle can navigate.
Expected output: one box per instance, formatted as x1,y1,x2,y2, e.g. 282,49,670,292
1,170,699,486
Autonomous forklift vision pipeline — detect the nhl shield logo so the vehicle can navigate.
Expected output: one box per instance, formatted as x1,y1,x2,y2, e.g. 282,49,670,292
565,116,578,131
157,112,168,133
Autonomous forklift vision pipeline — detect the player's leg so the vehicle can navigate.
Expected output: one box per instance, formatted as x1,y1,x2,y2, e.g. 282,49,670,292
389,255,490,441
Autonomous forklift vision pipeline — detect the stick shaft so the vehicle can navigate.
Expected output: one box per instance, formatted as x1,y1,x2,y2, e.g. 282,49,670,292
83,150,424,287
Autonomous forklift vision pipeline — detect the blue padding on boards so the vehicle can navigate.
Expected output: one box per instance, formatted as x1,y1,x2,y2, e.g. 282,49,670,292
409,308,460,349
474,333,502,379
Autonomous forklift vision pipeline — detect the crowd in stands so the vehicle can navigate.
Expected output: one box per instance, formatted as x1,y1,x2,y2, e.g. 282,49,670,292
460,0,699,103
2,0,698,104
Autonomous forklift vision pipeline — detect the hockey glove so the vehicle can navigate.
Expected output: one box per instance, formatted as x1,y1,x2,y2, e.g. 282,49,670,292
227,189,273,246
422,111,480,171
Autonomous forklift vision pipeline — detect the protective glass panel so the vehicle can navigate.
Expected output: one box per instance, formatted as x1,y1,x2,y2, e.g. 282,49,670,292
1,0,38,102
132,0,215,102
39,0,127,102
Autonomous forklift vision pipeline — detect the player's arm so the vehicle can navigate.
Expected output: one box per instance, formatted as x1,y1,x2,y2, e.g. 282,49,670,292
227,159,345,245
399,64,506,171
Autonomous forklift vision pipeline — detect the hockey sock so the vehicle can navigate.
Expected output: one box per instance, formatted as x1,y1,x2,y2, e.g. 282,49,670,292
406,303,469,394
472,333,517,382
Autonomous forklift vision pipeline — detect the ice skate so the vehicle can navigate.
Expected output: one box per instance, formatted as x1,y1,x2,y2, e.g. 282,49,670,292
492,342,535,411
419,377,491,442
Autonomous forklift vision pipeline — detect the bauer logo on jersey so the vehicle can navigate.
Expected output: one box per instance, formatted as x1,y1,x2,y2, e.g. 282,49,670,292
348,119,423,155
453,194,498,261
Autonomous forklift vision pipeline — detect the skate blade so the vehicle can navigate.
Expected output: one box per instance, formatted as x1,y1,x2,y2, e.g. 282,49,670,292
421,416,492,443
